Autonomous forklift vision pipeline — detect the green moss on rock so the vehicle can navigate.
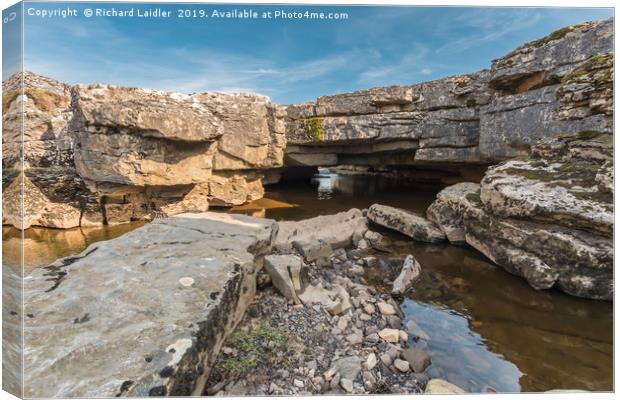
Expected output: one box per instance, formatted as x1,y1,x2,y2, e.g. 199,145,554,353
560,53,613,85
556,131,604,141
526,22,591,48
302,117,325,141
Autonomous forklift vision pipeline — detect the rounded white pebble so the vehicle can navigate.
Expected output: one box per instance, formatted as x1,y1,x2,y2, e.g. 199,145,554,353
179,277,195,287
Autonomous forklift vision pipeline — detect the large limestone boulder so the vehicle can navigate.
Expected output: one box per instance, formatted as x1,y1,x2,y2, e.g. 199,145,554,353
367,204,445,243
425,379,466,394
480,157,612,237
73,130,217,186
72,85,285,188
426,135,613,300
22,212,277,397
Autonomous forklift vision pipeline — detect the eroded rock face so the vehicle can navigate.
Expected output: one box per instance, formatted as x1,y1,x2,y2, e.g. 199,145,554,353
2,72,97,229
489,19,613,91
22,212,277,398
427,135,613,300
284,18,613,169
2,73,286,228
285,72,490,167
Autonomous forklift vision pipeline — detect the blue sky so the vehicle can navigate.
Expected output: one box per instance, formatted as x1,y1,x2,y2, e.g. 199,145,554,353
7,3,615,104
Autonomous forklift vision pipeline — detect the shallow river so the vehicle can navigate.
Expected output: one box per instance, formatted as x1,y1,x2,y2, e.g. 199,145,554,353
2,172,612,393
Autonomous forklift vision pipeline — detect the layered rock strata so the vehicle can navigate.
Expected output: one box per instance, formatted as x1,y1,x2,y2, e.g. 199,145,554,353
2,73,286,228
21,212,277,397
427,133,613,300
284,19,613,168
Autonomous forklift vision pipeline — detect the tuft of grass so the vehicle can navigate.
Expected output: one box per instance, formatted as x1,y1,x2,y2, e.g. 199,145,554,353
220,324,289,378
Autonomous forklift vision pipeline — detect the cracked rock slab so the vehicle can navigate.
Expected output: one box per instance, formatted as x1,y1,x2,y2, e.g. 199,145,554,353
22,212,277,398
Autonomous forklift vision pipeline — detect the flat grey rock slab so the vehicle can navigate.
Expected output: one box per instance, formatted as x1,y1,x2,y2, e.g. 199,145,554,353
274,208,367,253
22,212,277,398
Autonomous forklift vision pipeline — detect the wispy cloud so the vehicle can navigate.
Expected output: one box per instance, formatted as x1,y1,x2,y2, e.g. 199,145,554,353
19,6,613,104
145,48,371,96
434,9,543,54
357,44,436,86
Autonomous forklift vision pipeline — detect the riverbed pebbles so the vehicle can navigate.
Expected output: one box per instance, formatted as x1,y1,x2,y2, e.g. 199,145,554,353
204,246,431,395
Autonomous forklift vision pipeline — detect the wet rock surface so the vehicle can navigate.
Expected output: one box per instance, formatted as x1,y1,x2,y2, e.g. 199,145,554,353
391,255,422,296
22,212,277,397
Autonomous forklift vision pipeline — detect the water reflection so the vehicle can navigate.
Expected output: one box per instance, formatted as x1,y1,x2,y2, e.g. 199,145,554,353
313,168,337,200
401,300,523,393
2,222,145,272
263,171,440,221
263,172,612,392
2,172,612,392
367,235,613,393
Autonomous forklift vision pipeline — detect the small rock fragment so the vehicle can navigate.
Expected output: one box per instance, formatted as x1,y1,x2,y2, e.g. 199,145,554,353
365,353,377,370
393,359,410,373
380,353,393,366
424,379,466,394
391,255,422,296
340,378,354,393
402,347,432,373
377,302,396,315
347,332,363,345
378,328,400,343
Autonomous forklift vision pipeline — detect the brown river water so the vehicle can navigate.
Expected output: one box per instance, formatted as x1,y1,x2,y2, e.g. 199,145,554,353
2,172,612,393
